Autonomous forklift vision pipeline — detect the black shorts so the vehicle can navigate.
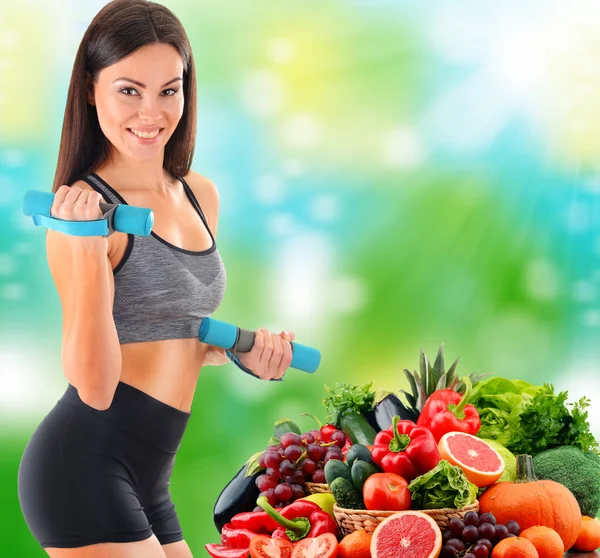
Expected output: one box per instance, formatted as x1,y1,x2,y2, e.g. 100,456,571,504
17,381,191,549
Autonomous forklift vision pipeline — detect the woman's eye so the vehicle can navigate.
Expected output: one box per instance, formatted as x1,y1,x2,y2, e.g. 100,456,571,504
119,87,178,96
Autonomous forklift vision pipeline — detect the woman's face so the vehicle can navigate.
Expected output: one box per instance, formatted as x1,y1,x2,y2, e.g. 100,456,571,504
87,43,185,162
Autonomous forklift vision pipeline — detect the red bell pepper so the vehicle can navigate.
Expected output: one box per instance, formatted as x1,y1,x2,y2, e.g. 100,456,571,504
416,376,480,442
205,543,251,558
221,523,256,549
230,510,280,534
371,416,440,482
256,496,339,542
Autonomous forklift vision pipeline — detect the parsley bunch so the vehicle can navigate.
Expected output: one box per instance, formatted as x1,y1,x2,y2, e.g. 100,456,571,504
507,383,599,457
322,382,375,427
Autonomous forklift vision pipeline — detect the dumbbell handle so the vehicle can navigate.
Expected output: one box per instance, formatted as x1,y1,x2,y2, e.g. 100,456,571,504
198,317,321,373
22,190,154,237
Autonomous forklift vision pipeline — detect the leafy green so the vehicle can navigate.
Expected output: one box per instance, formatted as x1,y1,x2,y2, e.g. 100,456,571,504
322,383,375,427
408,460,478,510
507,384,599,456
468,377,542,446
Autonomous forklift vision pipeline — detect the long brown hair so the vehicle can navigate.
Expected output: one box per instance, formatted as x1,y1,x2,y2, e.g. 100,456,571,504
52,0,196,193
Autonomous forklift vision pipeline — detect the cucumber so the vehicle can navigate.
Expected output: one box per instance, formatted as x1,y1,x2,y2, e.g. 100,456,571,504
345,444,375,467
324,459,352,486
340,410,377,446
273,418,301,439
330,477,365,510
351,460,379,492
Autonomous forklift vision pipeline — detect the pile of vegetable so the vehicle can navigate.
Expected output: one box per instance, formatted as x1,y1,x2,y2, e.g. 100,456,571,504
207,345,600,557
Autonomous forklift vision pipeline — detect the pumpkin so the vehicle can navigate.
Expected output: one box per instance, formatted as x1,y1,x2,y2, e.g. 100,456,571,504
479,454,581,550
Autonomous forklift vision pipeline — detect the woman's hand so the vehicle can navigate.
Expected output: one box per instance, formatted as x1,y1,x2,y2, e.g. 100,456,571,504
203,329,296,381
237,329,296,380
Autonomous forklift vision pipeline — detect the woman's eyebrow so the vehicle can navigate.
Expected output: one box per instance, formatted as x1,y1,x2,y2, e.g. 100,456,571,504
112,77,183,88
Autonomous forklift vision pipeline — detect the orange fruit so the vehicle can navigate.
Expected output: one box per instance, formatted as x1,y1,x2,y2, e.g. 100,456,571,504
338,530,372,558
492,537,539,558
572,516,600,552
371,511,442,558
438,432,504,487
520,526,564,558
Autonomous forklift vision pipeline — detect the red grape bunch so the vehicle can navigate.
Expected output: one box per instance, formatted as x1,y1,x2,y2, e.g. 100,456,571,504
440,512,520,558
254,428,347,510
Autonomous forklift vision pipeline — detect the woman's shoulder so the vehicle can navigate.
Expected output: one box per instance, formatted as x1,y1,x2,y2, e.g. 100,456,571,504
180,169,220,214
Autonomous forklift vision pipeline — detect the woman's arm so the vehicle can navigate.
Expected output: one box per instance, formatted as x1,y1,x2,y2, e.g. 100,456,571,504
47,183,122,410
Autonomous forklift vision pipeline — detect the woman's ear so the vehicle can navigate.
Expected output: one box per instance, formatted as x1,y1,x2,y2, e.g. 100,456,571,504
85,72,95,106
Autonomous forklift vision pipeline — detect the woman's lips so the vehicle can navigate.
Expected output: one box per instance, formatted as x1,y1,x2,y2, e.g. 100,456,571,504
127,128,164,144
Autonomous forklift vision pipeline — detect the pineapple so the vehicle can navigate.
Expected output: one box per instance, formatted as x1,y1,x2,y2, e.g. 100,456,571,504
400,344,489,419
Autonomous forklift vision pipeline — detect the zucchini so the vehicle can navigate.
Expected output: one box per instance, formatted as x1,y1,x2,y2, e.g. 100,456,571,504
351,460,379,492
324,459,353,486
330,477,365,510
345,444,375,467
340,410,377,445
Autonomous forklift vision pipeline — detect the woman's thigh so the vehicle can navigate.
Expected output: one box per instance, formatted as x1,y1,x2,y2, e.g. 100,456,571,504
162,539,193,558
45,534,167,558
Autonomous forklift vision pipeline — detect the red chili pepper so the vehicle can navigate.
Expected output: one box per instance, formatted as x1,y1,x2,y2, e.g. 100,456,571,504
321,424,339,443
230,510,279,534
416,376,481,443
302,413,339,442
205,543,250,558
221,523,256,549
371,416,441,482
256,496,338,542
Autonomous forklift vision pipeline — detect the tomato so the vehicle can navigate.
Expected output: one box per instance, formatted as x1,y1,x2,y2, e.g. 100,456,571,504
362,472,411,511
291,533,339,558
250,535,294,558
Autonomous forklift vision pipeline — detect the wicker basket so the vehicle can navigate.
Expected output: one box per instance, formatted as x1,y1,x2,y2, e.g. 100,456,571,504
305,482,331,495
333,500,480,537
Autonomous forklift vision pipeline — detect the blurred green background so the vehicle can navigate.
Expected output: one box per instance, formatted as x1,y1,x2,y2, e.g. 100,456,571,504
2,0,600,555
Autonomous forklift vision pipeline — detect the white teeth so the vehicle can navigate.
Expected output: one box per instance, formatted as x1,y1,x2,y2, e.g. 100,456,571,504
130,128,160,139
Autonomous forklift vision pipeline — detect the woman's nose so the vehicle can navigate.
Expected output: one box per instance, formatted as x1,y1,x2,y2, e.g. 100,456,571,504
138,97,162,120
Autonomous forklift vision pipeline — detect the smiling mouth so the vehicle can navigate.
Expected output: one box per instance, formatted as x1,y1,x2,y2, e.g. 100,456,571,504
127,128,165,139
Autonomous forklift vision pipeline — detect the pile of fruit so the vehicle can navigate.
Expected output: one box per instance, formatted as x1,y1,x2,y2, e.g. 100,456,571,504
255,427,347,509
207,346,600,557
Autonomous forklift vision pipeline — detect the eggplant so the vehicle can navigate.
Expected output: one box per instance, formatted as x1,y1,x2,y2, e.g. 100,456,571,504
372,392,419,430
213,419,301,532
213,459,261,533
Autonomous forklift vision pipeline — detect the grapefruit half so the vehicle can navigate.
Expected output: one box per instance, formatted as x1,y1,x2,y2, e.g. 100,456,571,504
371,510,442,558
438,432,505,487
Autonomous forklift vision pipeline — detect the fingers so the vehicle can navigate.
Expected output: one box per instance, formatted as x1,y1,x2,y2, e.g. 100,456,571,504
51,185,104,221
269,333,284,380
237,328,295,381
281,330,295,341
279,334,293,378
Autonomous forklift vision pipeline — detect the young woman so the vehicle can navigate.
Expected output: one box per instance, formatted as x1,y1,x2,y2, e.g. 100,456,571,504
17,1,295,556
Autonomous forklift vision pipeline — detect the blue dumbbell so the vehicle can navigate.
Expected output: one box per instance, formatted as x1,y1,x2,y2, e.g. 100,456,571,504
198,317,321,374
22,190,154,237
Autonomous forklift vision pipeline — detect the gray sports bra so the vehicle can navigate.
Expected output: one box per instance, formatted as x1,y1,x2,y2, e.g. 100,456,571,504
82,172,226,345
